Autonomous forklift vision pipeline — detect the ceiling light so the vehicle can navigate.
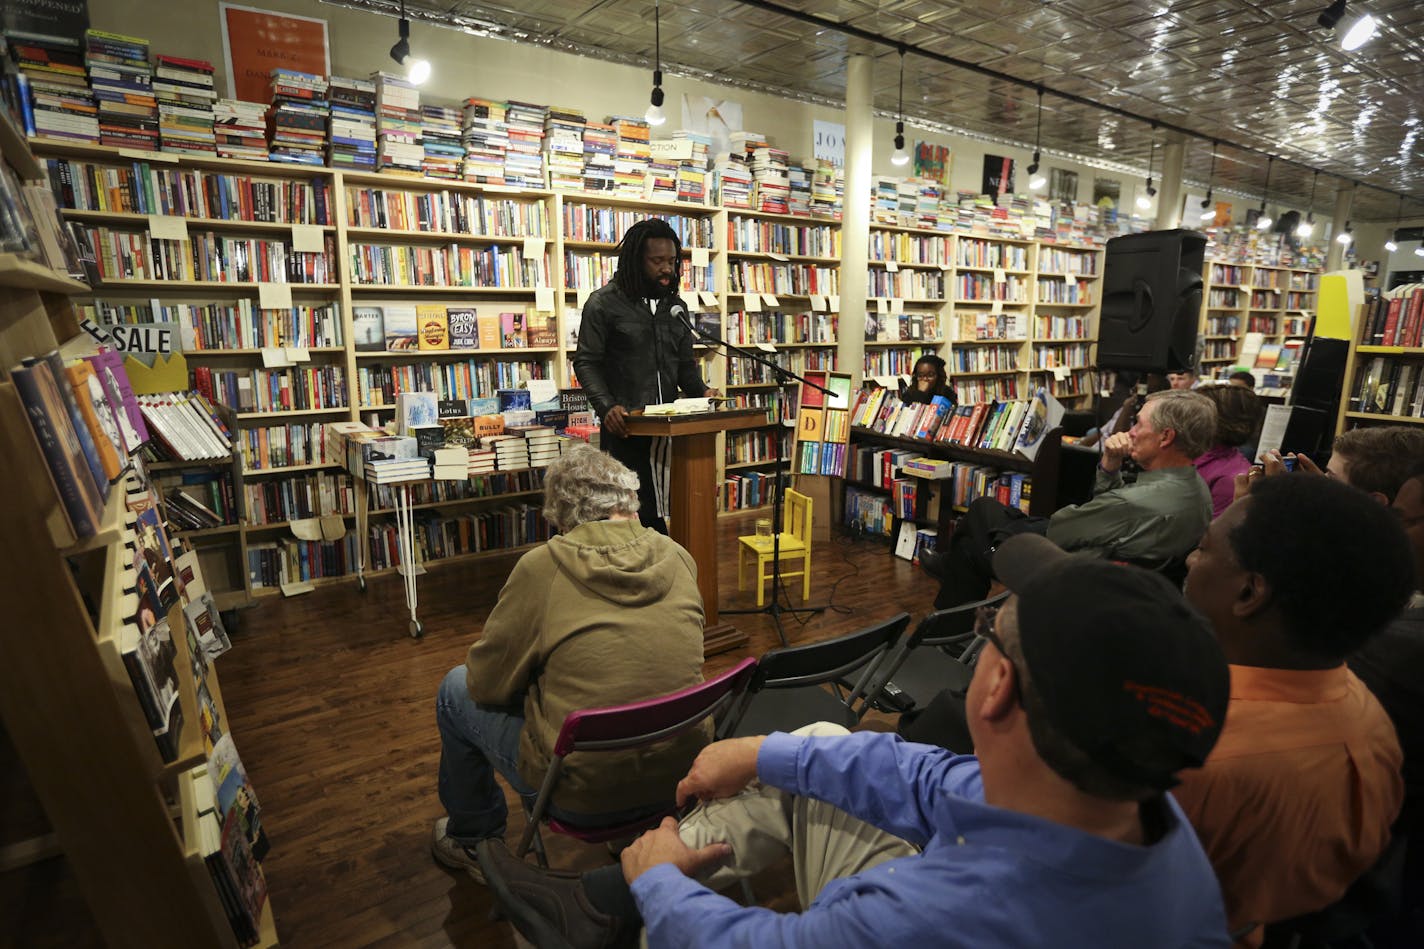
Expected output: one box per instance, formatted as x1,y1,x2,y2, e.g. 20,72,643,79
890,48,910,166
1384,195,1404,252
1026,86,1044,189
1137,194,1153,210
1199,140,1218,219
1138,122,1158,210
1255,155,1274,230
1336,221,1354,245
1200,207,1217,222
645,0,666,126
1317,0,1348,28
1297,170,1319,237
389,0,431,86
1415,246,1424,258
1341,14,1378,50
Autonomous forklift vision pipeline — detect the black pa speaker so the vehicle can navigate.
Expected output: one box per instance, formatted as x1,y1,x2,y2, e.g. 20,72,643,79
1097,229,1207,374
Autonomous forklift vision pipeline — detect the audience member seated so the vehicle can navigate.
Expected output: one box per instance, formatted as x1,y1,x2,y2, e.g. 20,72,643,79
1168,368,1199,390
1246,425,1424,503
1349,459,1424,945
899,353,957,407
476,534,1234,948
1175,475,1412,944
1228,370,1255,389
922,389,1214,612
431,444,708,881
1195,385,1260,517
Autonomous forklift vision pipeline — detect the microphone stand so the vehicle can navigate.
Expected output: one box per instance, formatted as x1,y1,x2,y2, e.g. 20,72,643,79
678,307,832,646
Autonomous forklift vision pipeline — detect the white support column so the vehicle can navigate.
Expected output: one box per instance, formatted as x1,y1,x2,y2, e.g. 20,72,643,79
838,54,872,389
1155,137,1186,231
1326,183,1354,272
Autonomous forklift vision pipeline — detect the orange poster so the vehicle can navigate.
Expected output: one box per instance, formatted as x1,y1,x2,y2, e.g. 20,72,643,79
220,3,330,103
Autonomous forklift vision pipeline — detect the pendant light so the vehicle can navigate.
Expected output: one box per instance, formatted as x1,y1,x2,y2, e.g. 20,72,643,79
1137,124,1158,210
1336,182,1358,245
388,0,431,85
1199,142,1218,222
1384,195,1404,252
645,0,666,126
1026,87,1045,190
1297,171,1319,238
890,47,910,167
1255,156,1274,230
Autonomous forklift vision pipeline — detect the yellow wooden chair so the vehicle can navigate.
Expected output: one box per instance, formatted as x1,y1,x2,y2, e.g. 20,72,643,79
737,489,813,607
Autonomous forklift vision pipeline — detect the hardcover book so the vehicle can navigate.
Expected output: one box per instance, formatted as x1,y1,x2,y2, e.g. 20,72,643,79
447,307,478,349
500,310,527,348
416,304,449,351
526,314,557,348
352,306,385,352
476,311,501,350
383,304,419,351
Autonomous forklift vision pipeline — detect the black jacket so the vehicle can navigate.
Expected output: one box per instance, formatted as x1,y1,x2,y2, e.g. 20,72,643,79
572,283,707,418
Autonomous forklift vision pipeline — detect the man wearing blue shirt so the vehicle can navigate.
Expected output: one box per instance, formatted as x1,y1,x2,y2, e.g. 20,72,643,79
478,535,1234,948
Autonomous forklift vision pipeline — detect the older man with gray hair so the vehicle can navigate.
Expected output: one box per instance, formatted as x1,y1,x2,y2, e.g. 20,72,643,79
431,444,708,881
923,388,1216,612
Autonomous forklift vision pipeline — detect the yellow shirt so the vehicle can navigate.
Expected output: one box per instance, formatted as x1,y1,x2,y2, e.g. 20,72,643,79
1173,664,1402,945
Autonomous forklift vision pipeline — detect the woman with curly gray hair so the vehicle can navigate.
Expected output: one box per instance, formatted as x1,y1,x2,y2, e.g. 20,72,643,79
432,443,709,877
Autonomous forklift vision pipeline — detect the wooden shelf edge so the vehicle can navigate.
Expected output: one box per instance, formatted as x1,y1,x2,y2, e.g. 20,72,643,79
0,253,92,294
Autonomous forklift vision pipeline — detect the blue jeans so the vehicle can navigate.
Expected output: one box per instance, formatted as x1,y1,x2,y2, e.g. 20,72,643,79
436,665,668,844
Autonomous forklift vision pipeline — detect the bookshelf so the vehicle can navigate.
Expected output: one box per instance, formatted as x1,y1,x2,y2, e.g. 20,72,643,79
0,127,276,947
1335,284,1424,435
1196,258,1321,385
1029,243,1103,401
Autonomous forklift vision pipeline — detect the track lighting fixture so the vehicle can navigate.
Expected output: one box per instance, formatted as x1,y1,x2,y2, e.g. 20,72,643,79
1255,156,1274,230
388,0,430,85
1341,13,1378,50
1384,195,1404,252
1025,87,1045,189
1198,142,1218,221
645,0,666,126
1297,171,1319,237
890,48,909,166
1137,124,1158,210
1317,0,1348,28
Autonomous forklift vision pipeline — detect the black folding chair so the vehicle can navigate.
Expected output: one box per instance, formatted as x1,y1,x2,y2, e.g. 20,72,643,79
717,613,911,739
868,592,1010,714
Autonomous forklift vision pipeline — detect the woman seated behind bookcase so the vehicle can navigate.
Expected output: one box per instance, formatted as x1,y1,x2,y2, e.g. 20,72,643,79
430,444,708,881
898,354,958,408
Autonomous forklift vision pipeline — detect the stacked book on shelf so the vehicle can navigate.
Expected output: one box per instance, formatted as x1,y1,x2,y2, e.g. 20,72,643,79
5,31,100,143
673,129,711,204
420,104,463,179
85,29,158,151
213,98,269,160
461,98,507,183
582,120,617,192
139,391,234,461
504,101,547,188
372,72,422,174
267,69,329,165
543,106,586,191
610,116,650,198
153,55,216,154
327,75,377,169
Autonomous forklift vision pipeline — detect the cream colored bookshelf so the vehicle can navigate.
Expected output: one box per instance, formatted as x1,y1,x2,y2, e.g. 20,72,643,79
1197,258,1321,379
1029,242,1103,402
0,126,277,948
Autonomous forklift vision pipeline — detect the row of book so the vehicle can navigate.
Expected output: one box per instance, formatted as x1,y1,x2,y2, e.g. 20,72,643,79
244,470,356,525
347,241,547,288
1358,285,1424,349
1350,356,1424,419
355,357,550,408
192,365,349,415
346,185,548,235
76,225,336,284
354,303,557,352
850,385,1059,456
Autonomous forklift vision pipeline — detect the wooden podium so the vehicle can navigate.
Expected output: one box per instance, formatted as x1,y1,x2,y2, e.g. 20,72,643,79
625,407,768,656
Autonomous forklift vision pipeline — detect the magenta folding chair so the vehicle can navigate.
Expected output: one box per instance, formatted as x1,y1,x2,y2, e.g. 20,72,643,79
515,657,758,864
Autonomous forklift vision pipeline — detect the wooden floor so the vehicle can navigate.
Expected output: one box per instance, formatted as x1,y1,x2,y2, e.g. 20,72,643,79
4,513,940,948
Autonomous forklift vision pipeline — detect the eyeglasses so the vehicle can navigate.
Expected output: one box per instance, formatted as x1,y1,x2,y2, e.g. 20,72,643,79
974,604,1020,697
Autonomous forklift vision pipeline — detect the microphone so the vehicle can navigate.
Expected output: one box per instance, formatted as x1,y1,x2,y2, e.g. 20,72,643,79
668,302,695,334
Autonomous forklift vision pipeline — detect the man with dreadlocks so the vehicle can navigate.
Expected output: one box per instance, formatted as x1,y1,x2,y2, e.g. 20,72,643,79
573,218,717,533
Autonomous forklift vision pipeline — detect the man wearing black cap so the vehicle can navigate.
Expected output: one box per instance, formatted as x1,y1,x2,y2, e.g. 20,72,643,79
474,536,1233,948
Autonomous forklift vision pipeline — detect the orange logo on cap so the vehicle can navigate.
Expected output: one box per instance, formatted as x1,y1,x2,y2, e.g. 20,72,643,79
1123,682,1217,735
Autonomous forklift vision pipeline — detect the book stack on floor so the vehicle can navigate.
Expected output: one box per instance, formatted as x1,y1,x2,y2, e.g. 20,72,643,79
326,76,377,169
6,32,100,143
461,98,507,184
420,104,463,179
84,30,157,151
504,101,547,188
582,120,617,192
610,116,650,198
266,69,329,165
213,98,269,160
372,71,422,174
543,106,585,191
153,55,216,155
673,130,711,204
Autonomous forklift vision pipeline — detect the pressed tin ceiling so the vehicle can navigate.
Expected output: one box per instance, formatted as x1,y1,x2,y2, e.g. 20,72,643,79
329,0,1423,220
